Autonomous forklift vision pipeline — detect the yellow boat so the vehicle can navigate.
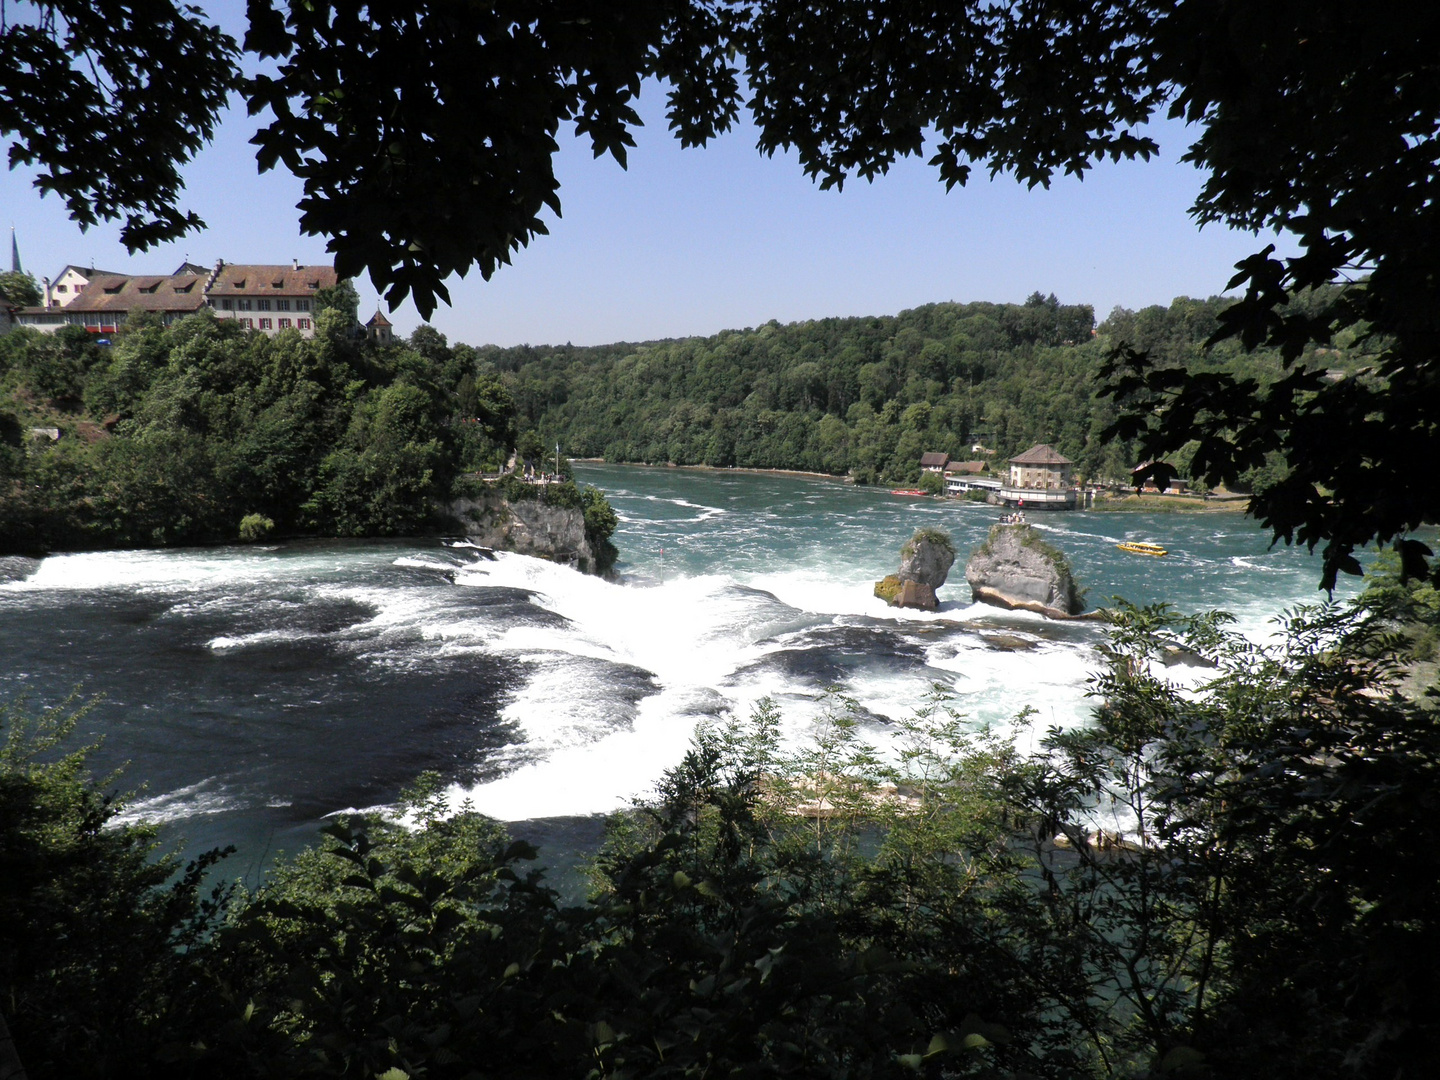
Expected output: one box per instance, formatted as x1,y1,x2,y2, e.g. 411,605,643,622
1116,541,1167,557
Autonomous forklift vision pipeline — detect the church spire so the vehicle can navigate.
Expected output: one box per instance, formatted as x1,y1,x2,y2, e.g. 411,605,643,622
10,227,20,274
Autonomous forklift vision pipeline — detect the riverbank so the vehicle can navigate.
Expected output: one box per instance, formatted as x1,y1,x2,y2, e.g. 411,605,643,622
570,459,851,483
1092,494,1250,513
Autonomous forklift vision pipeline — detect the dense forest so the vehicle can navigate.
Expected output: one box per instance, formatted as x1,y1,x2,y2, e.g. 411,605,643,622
471,292,1356,486
0,286,613,556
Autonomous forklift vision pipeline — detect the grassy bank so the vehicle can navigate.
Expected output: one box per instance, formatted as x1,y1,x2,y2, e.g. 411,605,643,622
1091,494,1249,513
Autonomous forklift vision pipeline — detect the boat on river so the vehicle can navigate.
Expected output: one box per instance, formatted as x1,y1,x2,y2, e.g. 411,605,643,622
1116,541,1168,557
889,489,926,497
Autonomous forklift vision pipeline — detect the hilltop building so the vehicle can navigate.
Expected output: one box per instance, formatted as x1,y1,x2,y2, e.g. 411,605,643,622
997,444,1078,510
44,265,126,306
366,308,394,344
13,259,338,338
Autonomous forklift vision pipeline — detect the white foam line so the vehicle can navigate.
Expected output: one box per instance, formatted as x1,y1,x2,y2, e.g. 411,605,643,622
208,628,315,651
114,778,245,826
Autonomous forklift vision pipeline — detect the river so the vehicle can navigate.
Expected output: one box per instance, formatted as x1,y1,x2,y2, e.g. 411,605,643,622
0,463,1344,878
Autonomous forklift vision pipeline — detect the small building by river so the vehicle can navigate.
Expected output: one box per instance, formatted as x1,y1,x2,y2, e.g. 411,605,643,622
997,444,1079,510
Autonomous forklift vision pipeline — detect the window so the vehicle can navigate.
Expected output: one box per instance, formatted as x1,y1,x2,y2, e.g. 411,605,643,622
56,284,67,293
259,318,273,330
297,318,311,330
278,318,291,329
238,298,253,311
257,298,271,311
221,298,234,310
240,318,253,328
276,299,291,311
296,299,310,311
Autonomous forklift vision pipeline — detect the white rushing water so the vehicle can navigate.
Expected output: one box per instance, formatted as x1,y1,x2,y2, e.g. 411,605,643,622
0,464,1352,852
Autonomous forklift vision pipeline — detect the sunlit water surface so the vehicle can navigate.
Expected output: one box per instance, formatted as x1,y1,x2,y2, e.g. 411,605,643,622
0,464,1348,876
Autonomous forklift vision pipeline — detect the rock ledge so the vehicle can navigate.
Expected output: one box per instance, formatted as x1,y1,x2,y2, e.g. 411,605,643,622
447,491,601,573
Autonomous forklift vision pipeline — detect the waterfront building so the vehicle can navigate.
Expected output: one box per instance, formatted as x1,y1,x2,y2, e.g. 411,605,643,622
997,443,1078,510
919,451,950,473
943,459,998,496
1131,461,1190,494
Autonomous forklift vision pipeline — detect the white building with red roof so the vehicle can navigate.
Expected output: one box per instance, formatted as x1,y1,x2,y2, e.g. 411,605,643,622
14,259,339,338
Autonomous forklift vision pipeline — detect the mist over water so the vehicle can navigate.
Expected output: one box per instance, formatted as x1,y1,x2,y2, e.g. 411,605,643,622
0,464,1344,866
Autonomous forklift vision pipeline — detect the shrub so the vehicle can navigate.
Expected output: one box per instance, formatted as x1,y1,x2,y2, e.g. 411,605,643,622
238,513,274,542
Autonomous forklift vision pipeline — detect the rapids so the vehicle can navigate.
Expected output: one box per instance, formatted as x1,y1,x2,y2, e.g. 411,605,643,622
0,464,1346,868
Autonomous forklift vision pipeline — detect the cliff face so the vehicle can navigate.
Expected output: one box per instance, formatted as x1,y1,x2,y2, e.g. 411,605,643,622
965,523,1085,618
447,492,601,573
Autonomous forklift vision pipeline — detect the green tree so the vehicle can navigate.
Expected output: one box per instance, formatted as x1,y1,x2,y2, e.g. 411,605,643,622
0,271,41,309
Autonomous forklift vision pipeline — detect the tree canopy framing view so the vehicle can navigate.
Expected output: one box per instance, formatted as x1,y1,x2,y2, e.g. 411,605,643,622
4,6,1440,1078
5,0,1434,585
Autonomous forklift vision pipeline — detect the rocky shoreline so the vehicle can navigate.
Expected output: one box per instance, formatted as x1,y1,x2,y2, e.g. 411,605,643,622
447,490,607,574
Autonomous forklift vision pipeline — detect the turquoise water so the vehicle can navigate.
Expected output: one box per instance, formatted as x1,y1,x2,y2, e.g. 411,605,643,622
0,463,1347,866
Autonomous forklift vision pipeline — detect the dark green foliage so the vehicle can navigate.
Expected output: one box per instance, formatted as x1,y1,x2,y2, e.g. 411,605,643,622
0,272,40,309
1016,601,1440,1078
314,278,360,323
482,297,1348,487
488,298,1106,481
1361,549,1440,663
1103,5,1440,588
0,2,235,250
201,786,578,1080
0,696,233,1079
0,311,570,554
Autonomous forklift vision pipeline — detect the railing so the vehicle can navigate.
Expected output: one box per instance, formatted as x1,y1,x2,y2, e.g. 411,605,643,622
998,485,1077,506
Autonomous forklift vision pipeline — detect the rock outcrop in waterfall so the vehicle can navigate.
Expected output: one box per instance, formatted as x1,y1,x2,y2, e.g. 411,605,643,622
875,528,955,611
964,523,1085,618
447,480,616,575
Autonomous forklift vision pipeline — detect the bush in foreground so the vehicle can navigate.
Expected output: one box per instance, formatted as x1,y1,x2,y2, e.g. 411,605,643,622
3,594,1436,1078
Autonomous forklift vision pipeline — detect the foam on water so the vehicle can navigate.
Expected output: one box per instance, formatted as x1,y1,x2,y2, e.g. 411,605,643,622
115,778,253,827
209,629,317,651
436,539,1108,819
3,463,1354,840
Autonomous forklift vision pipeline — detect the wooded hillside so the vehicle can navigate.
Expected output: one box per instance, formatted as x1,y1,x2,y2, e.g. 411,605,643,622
477,292,1352,485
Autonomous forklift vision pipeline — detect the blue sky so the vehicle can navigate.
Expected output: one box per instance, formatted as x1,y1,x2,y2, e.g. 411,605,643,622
5,68,1291,348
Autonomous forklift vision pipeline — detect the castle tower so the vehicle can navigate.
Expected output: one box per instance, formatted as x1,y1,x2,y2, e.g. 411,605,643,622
365,308,393,345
